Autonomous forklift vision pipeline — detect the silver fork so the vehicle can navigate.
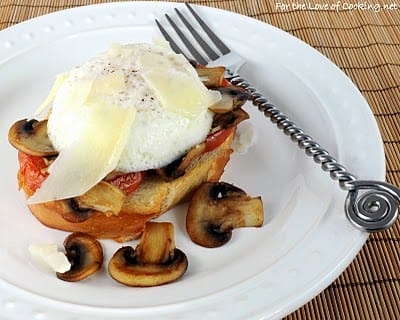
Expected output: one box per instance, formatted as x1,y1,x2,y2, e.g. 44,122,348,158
155,3,399,233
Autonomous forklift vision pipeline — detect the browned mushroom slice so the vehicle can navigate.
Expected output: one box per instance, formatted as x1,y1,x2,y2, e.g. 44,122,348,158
8,119,57,156
209,87,250,114
108,222,188,287
60,198,92,223
156,142,206,181
211,108,249,131
186,182,264,248
60,181,126,223
195,65,226,88
75,181,126,216
57,232,103,282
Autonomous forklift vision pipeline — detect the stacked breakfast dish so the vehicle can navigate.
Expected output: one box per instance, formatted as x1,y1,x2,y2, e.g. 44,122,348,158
9,41,263,285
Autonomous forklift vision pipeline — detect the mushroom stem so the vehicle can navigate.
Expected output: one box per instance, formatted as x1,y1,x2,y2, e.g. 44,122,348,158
135,222,175,264
215,197,264,231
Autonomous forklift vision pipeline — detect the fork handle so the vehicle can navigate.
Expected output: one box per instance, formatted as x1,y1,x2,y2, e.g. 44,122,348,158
228,74,400,233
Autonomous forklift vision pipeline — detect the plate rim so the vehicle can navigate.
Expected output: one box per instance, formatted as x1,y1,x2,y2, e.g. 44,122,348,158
0,2,385,319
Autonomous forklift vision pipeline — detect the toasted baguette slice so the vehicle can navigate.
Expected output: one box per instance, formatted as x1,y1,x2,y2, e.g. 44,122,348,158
23,130,235,242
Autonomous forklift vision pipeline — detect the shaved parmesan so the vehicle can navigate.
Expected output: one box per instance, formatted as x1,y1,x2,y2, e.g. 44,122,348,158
138,51,221,118
34,72,69,116
108,43,136,59
28,76,135,204
91,70,126,95
29,244,71,273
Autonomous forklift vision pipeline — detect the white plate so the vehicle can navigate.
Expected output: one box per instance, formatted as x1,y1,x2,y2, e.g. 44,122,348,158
0,2,385,320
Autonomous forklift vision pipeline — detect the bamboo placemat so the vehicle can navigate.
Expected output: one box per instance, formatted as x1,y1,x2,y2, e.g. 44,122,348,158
1,0,399,319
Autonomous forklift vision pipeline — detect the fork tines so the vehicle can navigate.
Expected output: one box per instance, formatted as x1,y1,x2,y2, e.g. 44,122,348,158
155,3,231,66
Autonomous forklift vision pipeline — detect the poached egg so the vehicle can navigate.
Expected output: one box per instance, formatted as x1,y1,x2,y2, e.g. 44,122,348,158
28,41,221,204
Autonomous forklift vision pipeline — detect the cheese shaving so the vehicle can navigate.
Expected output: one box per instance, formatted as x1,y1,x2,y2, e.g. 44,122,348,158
28,75,135,204
34,72,69,116
138,51,221,118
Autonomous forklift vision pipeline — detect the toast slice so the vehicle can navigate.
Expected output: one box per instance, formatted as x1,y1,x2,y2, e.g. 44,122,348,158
25,130,234,242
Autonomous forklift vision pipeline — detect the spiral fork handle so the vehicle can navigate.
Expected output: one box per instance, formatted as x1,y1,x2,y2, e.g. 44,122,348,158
229,75,400,232
345,180,400,232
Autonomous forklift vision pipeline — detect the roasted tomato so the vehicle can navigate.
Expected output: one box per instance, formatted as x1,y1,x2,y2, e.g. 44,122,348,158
204,127,235,153
220,78,231,87
17,126,228,197
108,172,145,195
18,151,48,193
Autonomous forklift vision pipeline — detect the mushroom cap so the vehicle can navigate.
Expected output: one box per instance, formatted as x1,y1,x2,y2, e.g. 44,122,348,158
8,119,57,156
57,232,103,282
108,246,188,287
58,181,126,223
195,65,225,88
108,222,188,287
61,198,92,223
186,182,264,248
156,142,206,181
209,86,250,114
212,108,249,131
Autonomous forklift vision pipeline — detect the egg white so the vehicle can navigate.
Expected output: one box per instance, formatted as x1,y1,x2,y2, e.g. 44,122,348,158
48,42,215,173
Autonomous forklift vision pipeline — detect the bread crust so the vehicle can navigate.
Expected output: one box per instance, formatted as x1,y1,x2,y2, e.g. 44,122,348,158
22,130,235,242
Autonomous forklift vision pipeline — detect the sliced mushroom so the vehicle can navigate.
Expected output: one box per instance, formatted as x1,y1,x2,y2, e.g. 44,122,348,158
156,142,206,181
61,198,92,223
108,222,188,287
57,232,103,282
59,181,126,223
195,65,226,88
211,108,249,131
75,181,126,217
8,119,57,156
186,182,264,248
208,86,250,114
157,107,249,182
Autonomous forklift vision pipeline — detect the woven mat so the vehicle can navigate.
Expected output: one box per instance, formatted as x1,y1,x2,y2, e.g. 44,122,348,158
1,0,399,319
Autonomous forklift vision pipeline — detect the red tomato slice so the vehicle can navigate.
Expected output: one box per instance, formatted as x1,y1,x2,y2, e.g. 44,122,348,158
220,78,231,87
204,127,235,153
18,151,48,193
17,127,230,197
18,151,144,196
108,172,145,195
